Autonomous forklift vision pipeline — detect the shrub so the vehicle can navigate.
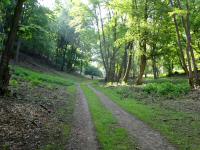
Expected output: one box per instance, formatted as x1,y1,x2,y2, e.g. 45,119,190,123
10,79,18,87
143,82,190,96
116,87,133,99
143,83,158,94
31,79,42,86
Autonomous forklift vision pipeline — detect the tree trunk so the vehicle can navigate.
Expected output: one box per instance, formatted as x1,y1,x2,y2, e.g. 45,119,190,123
0,0,24,95
98,4,110,81
80,59,83,74
15,39,21,63
60,48,67,71
177,0,197,88
167,61,174,77
136,53,147,85
108,16,118,82
123,43,133,83
185,0,200,86
136,0,147,85
169,0,188,75
117,44,128,82
123,51,133,83
152,59,157,79
151,44,158,79
94,7,108,81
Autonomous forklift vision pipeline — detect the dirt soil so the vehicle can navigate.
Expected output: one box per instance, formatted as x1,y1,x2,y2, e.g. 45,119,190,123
89,85,176,150
0,80,73,150
66,85,99,150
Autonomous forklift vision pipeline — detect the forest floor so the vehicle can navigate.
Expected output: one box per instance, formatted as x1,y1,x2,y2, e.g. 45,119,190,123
0,65,79,149
1,63,200,150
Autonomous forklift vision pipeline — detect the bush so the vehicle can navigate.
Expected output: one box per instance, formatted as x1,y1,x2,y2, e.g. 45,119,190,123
143,82,190,96
10,79,18,87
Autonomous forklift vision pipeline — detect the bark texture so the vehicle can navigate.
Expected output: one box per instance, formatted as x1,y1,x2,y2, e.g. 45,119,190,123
0,0,25,95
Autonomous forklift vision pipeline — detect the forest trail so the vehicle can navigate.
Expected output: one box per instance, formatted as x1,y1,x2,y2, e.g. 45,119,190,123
88,84,176,150
67,85,99,150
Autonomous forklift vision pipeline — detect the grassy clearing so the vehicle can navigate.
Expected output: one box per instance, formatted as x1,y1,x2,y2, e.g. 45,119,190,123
94,83,200,150
81,84,137,150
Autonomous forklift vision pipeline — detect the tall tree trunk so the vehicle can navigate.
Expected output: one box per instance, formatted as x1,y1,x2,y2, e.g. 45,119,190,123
185,0,200,86
167,61,174,77
151,44,158,79
177,0,197,88
117,44,128,82
136,52,147,85
109,16,118,82
80,59,83,74
152,58,157,79
98,4,110,81
94,7,108,81
123,48,133,83
61,48,67,71
169,0,188,75
0,0,25,95
136,0,147,85
15,39,21,64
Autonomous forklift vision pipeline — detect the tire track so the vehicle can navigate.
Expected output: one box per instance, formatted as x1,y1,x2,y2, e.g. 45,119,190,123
67,85,99,150
88,85,176,150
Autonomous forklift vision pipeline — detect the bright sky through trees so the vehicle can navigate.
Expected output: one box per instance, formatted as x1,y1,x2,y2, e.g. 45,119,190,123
38,0,89,9
38,0,55,9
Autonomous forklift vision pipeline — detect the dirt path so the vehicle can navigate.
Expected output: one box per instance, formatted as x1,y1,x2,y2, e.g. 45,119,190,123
67,85,99,150
88,85,176,150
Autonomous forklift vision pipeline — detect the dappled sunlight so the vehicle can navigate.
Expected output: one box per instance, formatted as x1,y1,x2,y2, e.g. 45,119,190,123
0,0,200,149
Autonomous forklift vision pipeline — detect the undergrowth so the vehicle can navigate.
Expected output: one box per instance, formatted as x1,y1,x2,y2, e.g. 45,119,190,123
143,82,190,96
11,66,74,87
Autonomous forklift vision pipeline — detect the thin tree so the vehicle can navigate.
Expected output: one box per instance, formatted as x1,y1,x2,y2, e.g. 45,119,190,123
136,0,148,85
0,0,25,95
169,0,188,75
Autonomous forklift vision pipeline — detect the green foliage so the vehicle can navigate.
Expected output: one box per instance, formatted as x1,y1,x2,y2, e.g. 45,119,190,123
2,144,9,150
84,65,103,77
13,66,74,86
143,82,190,96
20,2,57,57
9,79,18,87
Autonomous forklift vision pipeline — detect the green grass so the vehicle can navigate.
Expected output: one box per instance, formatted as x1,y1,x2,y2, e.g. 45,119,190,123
94,84,200,150
81,84,137,150
10,66,78,150
11,66,75,86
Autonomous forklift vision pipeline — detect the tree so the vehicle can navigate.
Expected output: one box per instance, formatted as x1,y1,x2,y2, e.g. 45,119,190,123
84,65,103,78
0,0,25,95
